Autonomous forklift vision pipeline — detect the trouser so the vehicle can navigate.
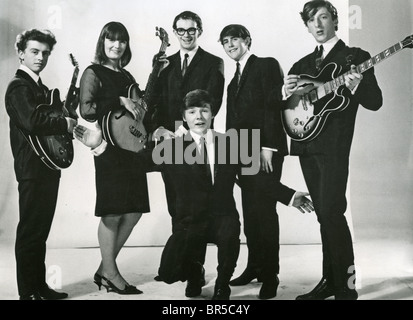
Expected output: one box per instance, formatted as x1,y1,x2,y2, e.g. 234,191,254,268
299,153,355,290
187,215,240,286
238,156,284,281
163,171,207,264
15,177,60,296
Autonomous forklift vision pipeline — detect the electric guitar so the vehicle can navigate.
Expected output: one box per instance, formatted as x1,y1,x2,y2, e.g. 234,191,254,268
28,54,79,170
282,35,413,142
102,27,170,153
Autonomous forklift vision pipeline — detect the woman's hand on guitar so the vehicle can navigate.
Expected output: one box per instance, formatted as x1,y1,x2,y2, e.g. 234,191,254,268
284,74,301,97
74,124,103,149
120,96,143,121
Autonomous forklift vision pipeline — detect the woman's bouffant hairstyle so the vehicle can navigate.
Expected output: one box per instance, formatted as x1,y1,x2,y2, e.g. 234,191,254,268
94,21,132,67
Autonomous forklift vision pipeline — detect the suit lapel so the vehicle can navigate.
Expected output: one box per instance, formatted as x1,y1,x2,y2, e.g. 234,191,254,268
234,54,256,97
182,47,204,81
317,40,346,72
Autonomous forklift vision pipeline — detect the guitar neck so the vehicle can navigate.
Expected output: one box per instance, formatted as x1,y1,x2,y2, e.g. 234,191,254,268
63,67,79,117
143,42,169,107
325,41,406,94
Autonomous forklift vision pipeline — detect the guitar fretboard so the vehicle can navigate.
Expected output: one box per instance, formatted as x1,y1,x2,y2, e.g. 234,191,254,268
323,39,409,95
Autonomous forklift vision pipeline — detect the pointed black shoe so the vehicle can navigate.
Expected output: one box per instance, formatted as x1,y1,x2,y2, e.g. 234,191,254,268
20,293,43,300
229,267,261,286
212,284,231,300
296,277,335,300
259,277,279,300
38,286,68,300
185,265,205,298
335,288,358,300
101,276,143,295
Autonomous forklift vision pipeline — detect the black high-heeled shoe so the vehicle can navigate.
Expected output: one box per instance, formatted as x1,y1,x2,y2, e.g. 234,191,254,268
101,275,143,295
94,272,103,290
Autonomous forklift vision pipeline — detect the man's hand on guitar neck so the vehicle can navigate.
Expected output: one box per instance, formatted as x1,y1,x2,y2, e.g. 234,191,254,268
345,65,363,93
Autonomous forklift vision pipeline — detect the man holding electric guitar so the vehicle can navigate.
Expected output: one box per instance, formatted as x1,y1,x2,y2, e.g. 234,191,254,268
283,0,383,300
5,29,77,300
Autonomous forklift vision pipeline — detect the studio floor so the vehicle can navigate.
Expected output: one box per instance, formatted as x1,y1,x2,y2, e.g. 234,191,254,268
1,237,412,301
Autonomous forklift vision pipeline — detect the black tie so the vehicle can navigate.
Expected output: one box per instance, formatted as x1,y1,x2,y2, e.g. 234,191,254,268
315,45,324,71
235,62,241,85
200,137,212,184
182,53,189,77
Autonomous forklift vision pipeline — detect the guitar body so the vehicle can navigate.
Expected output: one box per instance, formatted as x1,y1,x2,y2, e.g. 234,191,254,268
101,27,169,153
29,89,74,170
282,63,350,142
102,83,149,153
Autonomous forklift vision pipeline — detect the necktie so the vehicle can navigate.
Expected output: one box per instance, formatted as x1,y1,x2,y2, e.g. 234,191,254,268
182,53,189,77
315,45,324,71
37,78,46,96
235,62,241,85
200,137,212,184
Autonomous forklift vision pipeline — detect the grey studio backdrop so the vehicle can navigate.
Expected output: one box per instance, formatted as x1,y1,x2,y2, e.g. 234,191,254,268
0,0,411,266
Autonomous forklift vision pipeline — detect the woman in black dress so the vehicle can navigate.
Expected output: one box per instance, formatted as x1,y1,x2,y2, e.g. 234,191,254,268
79,21,148,295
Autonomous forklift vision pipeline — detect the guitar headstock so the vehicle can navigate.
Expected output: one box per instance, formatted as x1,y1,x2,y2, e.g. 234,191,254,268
402,35,413,49
156,27,170,50
69,53,79,69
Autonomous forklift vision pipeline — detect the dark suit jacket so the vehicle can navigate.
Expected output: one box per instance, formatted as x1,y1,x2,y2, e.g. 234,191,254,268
151,47,225,132
144,131,239,227
288,40,383,156
226,54,288,154
5,69,67,181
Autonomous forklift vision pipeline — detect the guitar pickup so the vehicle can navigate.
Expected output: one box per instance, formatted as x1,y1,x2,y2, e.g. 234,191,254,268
308,89,319,104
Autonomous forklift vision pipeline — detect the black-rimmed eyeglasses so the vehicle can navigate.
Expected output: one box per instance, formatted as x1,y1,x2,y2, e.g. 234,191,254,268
175,28,198,36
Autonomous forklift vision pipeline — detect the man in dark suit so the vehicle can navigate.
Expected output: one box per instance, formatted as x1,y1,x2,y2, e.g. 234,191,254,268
149,10,225,289
219,24,313,299
5,29,77,300
75,89,240,300
284,1,383,300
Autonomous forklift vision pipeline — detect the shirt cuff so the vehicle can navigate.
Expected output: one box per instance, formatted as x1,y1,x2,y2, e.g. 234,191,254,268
262,147,279,153
177,125,188,135
351,84,360,95
288,191,297,207
282,85,291,100
91,139,108,156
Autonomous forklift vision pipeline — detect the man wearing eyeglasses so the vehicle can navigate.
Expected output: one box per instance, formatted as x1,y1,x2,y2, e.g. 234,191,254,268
149,10,225,298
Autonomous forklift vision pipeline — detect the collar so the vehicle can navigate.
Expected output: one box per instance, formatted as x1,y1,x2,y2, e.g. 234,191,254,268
19,64,40,83
237,50,252,74
180,46,199,66
317,36,339,58
189,129,214,147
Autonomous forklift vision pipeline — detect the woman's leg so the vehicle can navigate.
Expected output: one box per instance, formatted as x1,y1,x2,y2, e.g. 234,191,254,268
97,213,142,286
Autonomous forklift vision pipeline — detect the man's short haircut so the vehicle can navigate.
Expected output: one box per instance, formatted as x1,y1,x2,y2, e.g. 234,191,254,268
15,29,57,53
300,0,339,31
173,11,203,33
181,89,214,116
219,24,252,49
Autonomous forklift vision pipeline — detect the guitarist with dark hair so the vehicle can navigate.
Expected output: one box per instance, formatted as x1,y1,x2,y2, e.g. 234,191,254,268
283,0,383,300
5,28,76,300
